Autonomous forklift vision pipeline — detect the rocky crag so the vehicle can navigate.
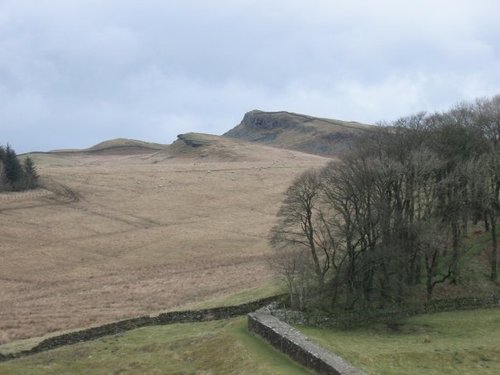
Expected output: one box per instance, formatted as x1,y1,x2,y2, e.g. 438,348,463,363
224,110,372,156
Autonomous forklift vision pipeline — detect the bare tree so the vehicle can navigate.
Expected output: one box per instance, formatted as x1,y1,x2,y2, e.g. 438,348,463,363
269,244,315,310
475,95,500,281
270,169,332,292
270,95,499,315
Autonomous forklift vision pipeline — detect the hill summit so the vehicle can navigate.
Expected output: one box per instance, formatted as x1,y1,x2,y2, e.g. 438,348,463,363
163,132,327,162
223,110,371,156
49,138,167,154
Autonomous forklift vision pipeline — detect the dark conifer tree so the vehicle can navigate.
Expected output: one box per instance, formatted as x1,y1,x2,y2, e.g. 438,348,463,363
23,156,39,188
4,144,24,187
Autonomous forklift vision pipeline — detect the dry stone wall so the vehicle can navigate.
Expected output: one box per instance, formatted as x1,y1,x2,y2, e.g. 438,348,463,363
0,294,284,362
3,292,497,370
248,306,366,375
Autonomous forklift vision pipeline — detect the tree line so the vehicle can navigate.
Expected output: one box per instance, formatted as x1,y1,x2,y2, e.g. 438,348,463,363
0,145,39,192
271,95,500,312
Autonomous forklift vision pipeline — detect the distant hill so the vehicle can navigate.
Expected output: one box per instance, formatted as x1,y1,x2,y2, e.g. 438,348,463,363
223,110,372,156
40,133,326,164
40,110,373,158
164,133,238,161
151,132,327,163
49,138,167,155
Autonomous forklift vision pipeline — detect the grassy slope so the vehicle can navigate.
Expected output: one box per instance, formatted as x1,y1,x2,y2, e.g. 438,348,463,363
296,308,500,375
0,318,311,375
179,282,283,310
0,149,327,344
0,282,283,356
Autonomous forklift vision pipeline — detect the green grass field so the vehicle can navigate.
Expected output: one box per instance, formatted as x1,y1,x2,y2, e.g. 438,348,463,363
296,308,500,375
181,282,283,309
0,317,311,375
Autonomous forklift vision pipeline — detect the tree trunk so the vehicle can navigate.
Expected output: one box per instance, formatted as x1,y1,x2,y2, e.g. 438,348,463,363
306,213,324,290
426,272,433,302
490,214,497,281
451,221,460,284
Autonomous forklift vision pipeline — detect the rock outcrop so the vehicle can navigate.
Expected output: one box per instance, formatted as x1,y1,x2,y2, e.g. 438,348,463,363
224,110,372,156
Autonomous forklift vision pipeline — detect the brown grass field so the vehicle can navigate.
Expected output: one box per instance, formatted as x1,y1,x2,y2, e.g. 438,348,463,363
0,138,328,345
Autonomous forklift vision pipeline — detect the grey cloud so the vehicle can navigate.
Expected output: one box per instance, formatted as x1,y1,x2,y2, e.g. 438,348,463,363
1,0,500,152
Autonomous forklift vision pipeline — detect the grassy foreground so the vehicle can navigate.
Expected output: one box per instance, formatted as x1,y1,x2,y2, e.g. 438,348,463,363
296,308,500,374
0,317,311,375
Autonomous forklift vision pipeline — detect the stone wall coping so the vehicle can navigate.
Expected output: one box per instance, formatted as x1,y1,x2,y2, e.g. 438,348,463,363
249,311,365,374
248,306,366,375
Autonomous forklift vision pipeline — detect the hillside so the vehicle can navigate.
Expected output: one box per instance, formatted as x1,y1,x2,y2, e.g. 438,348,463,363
224,110,372,156
162,133,244,161
49,138,167,155
155,132,326,163
0,109,371,349
39,110,373,159
0,137,328,345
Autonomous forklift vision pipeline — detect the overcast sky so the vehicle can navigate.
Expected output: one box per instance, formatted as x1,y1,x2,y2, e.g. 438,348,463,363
1,0,499,153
